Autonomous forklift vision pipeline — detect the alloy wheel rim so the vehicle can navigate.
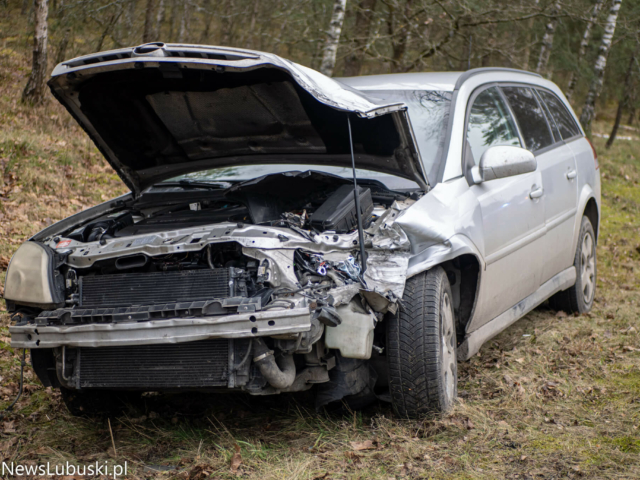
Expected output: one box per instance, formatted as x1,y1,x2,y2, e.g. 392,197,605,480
441,292,456,403
580,231,596,304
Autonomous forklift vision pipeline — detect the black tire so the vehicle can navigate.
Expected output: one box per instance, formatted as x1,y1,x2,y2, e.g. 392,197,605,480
387,266,457,417
549,216,596,314
60,387,141,417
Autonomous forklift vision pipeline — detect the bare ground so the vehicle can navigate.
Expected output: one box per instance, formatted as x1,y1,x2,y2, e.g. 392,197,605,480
1,30,639,480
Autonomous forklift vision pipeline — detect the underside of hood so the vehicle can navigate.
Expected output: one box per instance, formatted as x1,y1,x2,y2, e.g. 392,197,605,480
48,43,427,195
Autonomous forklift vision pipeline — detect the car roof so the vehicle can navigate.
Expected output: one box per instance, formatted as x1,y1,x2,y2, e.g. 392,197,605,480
338,68,544,93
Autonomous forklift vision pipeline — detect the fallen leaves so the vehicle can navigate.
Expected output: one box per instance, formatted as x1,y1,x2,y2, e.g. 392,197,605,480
0,255,9,270
229,444,242,474
349,440,376,451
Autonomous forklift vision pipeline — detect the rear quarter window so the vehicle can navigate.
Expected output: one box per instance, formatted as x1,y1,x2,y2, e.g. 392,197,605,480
501,86,554,152
537,89,581,140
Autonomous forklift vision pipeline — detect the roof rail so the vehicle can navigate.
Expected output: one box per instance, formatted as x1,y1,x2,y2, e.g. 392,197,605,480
454,67,542,90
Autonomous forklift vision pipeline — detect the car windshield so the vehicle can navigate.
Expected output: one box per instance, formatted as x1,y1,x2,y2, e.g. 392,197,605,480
163,165,420,191
363,90,452,183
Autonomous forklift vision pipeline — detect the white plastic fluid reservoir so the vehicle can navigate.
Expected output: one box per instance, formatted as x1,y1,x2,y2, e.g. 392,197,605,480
324,302,376,359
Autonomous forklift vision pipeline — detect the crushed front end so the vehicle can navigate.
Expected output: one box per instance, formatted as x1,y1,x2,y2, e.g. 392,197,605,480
7,170,416,408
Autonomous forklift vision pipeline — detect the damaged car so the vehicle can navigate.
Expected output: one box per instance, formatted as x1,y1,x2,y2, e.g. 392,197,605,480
5,43,600,417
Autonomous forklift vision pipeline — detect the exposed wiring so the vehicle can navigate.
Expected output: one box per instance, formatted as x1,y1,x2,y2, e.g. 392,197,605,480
206,244,215,269
233,339,253,372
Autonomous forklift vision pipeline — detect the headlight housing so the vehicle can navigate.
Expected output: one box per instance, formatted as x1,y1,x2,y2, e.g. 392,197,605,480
4,242,65,309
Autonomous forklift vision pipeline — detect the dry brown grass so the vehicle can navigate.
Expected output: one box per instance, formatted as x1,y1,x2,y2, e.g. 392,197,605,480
1,14,639,480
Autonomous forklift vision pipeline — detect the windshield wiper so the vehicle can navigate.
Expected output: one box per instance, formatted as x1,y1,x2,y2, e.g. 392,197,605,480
156,179,232,190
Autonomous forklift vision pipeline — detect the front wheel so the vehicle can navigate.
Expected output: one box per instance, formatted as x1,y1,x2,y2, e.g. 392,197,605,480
387,266,457,417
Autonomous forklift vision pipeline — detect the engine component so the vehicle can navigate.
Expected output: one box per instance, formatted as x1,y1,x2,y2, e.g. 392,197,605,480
252,338,296,389
310,185,373,233
75,339,229,389
325,301,376,359
67,211,134,243
313,305,342,327
80,268,233,307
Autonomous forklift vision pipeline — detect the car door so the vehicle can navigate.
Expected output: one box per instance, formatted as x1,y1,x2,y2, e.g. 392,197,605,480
536,89,582,276
502,86,579,285
464,86,547,327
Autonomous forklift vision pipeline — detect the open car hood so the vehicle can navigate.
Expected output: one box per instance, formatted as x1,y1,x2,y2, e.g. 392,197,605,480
49,43,428,196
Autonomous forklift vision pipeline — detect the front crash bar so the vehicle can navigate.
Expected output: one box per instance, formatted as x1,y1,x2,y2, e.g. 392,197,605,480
10,307,312,349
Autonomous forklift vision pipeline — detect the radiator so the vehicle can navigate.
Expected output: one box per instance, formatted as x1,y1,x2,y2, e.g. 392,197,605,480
80,269,231,307
78,339,229,389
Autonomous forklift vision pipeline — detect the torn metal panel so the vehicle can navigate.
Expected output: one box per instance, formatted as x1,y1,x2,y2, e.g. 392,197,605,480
242,247,298,289
363,251,410,299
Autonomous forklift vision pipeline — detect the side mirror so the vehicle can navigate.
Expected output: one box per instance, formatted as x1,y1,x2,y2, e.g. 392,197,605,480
470,145,537,184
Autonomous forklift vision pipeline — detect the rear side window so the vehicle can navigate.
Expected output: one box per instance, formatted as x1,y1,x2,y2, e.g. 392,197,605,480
466,87,521,162
537,90,581,140
501,87,554,152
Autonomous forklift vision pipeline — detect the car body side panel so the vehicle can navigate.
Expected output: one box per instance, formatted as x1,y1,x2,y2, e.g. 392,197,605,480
536,144,579,284
566,136,601,248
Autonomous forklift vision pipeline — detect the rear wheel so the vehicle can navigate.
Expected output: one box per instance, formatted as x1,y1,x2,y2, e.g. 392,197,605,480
550,216,596,314
387,266,457,417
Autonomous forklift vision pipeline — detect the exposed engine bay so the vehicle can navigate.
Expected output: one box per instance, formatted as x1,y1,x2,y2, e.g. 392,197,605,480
9,170,417,408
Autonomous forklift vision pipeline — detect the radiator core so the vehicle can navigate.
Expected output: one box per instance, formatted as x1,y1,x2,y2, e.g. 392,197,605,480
78,340,229,389
80,269,231,307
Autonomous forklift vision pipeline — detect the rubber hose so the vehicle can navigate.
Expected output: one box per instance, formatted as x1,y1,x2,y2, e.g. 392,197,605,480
252,338,296,389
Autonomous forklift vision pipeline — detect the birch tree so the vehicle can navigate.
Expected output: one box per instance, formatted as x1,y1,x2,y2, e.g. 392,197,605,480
22,0,49,104
177,0,190,43
320,0,347,76
535,1,560,77
154,0,165,40
566,0,604,101
580,0,623,136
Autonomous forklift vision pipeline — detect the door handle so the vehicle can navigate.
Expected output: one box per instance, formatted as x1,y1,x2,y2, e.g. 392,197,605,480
529,186,544,199
566,169,577,180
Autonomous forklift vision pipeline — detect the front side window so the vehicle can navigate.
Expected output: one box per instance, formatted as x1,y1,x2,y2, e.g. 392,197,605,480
466,87,521,163
537,90,581,140
501,86,554,152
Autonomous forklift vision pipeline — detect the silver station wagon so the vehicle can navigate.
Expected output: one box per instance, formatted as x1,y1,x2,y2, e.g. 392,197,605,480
5,43,600,417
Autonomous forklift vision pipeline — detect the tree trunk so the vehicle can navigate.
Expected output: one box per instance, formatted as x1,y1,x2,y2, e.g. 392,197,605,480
143,0,155,43
535,1,560,78
628,104,636,125
566,0,604,102
54,27,71,64
154,0,165,40
177,0,189,43
319,0,347,77
521,0,539,70
579,0,623,137
220,0,235,45
124,0,138,42
342,0,376,77
199,0,213,44
168,0,177,41
389,0,413,73
606,43,638,148
22,0,49,105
